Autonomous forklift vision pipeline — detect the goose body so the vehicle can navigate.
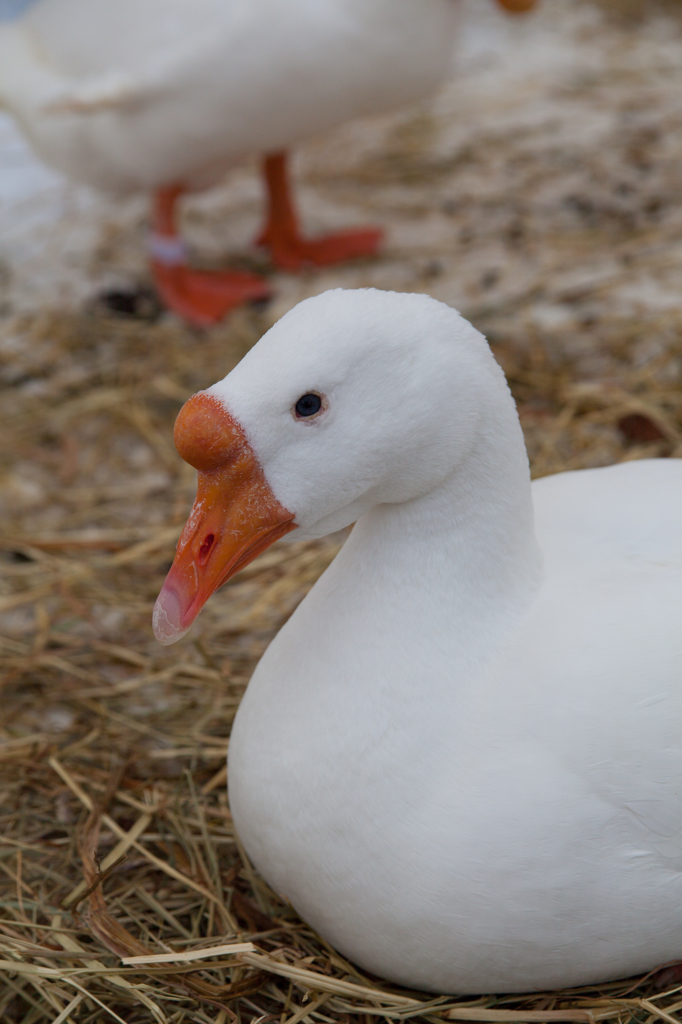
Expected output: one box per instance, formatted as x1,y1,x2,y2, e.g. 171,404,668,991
0,0,458,193
153,289,682,994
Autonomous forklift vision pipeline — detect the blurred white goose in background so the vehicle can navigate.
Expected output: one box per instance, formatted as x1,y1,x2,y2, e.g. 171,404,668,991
153,288,682,993
0,0,534,326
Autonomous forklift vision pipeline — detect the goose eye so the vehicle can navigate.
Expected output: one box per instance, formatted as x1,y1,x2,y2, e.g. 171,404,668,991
295,393,322,418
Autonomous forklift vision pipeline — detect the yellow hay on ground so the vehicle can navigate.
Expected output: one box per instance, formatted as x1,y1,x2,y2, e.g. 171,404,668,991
2,297,682,1024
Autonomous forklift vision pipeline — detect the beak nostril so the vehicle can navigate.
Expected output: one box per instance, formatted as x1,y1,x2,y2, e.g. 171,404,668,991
198,533,215,565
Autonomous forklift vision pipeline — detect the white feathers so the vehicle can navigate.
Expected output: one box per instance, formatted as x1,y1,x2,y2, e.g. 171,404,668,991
0,0,458,192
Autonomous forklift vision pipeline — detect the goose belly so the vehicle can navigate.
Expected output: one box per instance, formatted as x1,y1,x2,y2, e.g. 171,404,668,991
230,697,682,992
2,0,457,192
228,560,682,993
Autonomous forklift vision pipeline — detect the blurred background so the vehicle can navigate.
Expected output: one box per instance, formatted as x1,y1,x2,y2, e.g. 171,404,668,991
3,0,682,1020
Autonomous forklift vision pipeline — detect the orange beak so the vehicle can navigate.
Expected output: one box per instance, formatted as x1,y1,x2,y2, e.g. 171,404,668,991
495,0,537,12
153,392,296,645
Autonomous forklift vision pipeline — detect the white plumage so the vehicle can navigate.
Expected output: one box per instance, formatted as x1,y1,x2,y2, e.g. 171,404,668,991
0,0,458,193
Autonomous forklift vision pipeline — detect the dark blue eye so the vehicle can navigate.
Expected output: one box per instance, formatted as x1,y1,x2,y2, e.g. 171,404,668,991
295,393,322,418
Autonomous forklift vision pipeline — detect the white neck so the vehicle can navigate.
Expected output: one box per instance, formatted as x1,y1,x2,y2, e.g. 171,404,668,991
310,383,543,687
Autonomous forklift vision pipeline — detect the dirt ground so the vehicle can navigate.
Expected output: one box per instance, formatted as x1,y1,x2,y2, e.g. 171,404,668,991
3,0,682,1021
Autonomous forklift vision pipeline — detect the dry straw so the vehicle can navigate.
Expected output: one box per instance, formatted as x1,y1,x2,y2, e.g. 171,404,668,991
2,292,682,1023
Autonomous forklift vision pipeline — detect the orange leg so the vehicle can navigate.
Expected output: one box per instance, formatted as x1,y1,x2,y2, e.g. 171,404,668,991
150,185,271,327
256,152,383,272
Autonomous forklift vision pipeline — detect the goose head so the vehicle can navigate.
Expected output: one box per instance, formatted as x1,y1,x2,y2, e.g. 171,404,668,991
153,288,506,645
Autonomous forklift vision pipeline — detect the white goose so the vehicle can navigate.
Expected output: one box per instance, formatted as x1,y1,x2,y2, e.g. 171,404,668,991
154,288,682,994
0,0,533,326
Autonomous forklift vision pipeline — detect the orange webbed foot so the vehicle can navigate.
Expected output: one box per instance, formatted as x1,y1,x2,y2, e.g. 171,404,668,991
257,151,383,273
257,225,383,272
150,185,271,326
151,260,271,328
